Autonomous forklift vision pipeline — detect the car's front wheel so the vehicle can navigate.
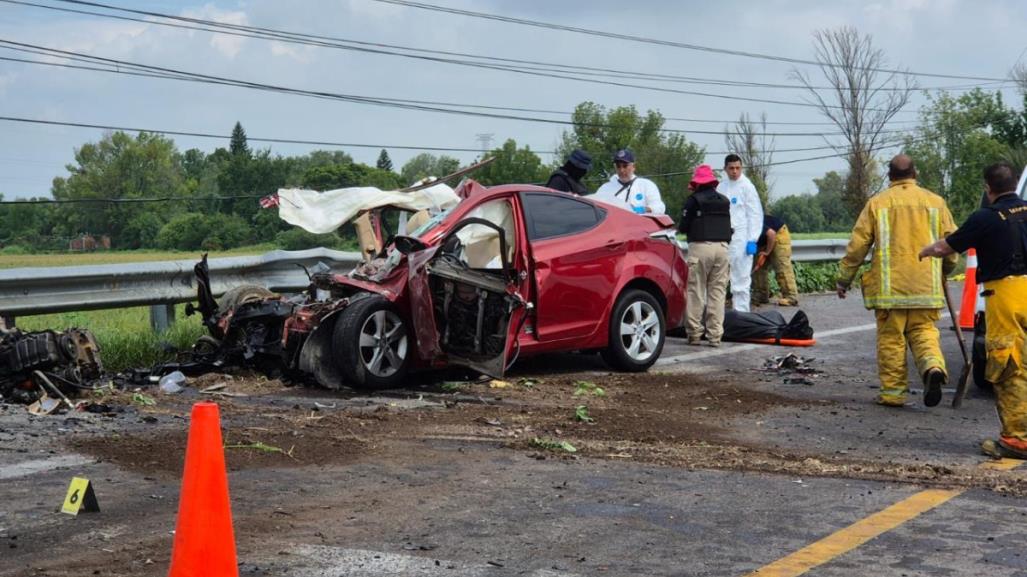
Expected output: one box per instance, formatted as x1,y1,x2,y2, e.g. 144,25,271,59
601,289,665,372
332,295,411,389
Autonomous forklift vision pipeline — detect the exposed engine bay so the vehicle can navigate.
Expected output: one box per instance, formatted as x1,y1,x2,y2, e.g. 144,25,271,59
0,326,103,404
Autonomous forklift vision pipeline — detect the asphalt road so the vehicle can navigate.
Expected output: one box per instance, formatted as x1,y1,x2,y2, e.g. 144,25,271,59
3,283,1026,577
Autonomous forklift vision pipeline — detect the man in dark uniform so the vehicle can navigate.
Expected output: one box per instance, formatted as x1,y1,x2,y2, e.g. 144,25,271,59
679,165,732,347
545,149,592,195
920,162,1027,457
752,214,799,307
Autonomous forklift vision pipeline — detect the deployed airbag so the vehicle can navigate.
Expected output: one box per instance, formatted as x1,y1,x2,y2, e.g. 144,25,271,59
277,183,460,234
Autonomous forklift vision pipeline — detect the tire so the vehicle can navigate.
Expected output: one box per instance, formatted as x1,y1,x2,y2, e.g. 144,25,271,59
332,295,411,389
601,289,665,372
217,285,275,316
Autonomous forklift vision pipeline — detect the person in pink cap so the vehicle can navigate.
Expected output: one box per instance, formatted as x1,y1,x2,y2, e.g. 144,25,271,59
678,165,732,346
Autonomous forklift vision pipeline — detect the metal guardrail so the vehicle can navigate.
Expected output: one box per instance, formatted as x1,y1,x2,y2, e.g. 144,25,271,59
677,238,849,262
789,239,850,262
0,240,849,330
0,248,362,330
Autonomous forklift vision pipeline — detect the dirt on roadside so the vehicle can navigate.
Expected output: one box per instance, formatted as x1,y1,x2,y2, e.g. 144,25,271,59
61,370,1027,496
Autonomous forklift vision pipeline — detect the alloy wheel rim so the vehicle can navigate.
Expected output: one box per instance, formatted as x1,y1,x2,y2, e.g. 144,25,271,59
358,310,408,377
618,300,660,362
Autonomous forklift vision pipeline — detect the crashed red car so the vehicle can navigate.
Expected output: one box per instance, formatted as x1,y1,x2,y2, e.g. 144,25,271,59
191,181,688,389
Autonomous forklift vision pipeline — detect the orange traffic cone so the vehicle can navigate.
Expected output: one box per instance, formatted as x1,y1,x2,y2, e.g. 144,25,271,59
168,402,238,577
958,249,979,331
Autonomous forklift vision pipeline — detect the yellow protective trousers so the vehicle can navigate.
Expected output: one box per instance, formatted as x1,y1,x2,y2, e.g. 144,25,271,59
874,308,947,403
983,275,1027,450
753,225,799,304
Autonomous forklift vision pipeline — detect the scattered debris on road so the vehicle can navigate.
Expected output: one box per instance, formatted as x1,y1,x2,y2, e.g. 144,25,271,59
759,353,823,385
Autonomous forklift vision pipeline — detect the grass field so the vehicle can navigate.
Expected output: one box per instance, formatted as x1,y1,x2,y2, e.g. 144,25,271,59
0,244,276,269
791,232,849,240
3,248,269,370
17,305,207,372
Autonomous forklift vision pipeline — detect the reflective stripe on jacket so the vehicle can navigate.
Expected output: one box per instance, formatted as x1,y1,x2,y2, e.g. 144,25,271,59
838,179,958,309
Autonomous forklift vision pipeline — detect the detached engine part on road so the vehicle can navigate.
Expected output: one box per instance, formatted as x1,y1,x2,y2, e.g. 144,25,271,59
0,326,103,404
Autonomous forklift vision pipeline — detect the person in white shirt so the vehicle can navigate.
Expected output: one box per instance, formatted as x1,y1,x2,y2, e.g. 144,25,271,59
716,154,764,312
591,149,665,215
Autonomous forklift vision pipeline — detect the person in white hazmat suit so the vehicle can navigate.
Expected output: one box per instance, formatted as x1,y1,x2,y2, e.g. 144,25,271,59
716,154,764,312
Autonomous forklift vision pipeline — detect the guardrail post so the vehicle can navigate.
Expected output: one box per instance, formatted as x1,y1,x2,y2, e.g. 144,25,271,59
149,304,176,333
1,314,13,329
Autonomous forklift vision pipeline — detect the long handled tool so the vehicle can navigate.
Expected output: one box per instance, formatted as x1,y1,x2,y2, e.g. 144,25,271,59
942,278,972,408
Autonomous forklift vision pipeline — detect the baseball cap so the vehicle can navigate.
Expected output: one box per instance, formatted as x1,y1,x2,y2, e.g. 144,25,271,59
613,149,635,164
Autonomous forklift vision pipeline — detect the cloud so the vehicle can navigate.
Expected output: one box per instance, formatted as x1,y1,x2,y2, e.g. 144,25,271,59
270,41,315,63
0,72,15,96
180,4,250,59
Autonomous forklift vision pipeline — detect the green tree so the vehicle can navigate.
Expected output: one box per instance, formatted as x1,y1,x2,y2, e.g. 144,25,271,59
400,153,460,185
376,149,393,172
51,131,187,247
301,163,401,191
0,195,58,249
474,139,549,186
812,171,854,231
904,89,1015,222
769,195,826,233
229,121,249,156
557,102,705,221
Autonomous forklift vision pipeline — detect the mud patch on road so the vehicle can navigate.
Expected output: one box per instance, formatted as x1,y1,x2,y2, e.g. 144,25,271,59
64,370,1027,495
573,439,1027,496
67,370,802,476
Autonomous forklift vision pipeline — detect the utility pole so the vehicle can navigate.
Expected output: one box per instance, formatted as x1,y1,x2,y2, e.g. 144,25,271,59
475,133,494,153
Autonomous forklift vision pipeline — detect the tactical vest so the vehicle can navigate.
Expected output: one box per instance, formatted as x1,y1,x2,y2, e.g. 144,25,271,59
546,169,588,196
688,188,732,242
990,198,1027,277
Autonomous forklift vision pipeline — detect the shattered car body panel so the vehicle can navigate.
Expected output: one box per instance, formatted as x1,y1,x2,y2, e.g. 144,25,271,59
191,181,687,389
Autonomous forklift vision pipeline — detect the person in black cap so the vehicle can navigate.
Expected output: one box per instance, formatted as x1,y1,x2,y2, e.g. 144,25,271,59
545,149,592,195
592,148,665,214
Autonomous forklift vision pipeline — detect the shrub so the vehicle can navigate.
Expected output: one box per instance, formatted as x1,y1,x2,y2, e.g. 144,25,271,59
274,228,342,250
201,214,251,250
156,213,210,250
0,244,31,255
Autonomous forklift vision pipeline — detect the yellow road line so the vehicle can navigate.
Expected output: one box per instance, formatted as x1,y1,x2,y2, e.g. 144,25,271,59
744,458,1023,577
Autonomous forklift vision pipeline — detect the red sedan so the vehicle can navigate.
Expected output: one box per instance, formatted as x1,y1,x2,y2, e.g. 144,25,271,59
194,181,688,389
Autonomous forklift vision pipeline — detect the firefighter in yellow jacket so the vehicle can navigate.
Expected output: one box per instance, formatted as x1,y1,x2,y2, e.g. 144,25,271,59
836,155,958,407
920,162,1027,458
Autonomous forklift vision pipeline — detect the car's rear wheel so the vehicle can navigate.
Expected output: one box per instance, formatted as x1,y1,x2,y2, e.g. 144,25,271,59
601,289,665,372
332,295,410,389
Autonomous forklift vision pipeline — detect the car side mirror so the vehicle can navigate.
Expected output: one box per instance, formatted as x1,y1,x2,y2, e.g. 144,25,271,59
393,235,429,255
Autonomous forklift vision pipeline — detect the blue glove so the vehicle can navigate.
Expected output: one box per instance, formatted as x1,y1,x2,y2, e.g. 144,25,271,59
746,241,757,256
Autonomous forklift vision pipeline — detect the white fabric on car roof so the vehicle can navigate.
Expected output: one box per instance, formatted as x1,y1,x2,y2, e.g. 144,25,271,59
276,183,460,234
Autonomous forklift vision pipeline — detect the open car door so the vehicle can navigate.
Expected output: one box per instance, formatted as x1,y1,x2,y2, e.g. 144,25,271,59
407,198,524,378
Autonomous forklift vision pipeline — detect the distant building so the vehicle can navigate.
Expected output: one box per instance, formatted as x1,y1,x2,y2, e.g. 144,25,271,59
69,234,111,252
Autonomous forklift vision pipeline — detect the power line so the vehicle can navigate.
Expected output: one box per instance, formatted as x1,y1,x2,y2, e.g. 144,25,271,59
0,115,531,153
0,51,921,129
0,1,931,113
0,114,917,158
14,0,1008,95
371,0,1009,83
0,40,916,136
0,194,264,205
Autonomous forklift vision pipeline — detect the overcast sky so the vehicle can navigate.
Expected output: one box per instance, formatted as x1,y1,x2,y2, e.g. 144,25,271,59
1,0,1025,201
